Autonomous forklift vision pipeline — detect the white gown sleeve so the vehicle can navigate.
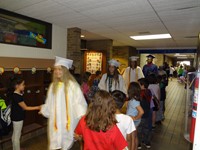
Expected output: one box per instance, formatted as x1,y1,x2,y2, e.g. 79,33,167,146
98,74,107,91
122,67,129,90
40,84,53,118
138,67,145,79
119,75,127,95
71,82,88,118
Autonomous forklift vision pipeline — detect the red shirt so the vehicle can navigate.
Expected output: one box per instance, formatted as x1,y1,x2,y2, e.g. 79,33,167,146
141,89,152,103
75,116,127,150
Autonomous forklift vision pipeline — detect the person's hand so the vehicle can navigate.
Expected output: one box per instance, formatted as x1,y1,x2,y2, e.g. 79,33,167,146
74,133,82,141
38,105,42,115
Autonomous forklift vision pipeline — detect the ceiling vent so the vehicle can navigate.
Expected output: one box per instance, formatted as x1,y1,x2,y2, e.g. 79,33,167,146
138,31,151,35
184,36,198,39
176,6,199,10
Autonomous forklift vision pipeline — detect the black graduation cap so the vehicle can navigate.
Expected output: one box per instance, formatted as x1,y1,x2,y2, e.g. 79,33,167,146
146,54,155,59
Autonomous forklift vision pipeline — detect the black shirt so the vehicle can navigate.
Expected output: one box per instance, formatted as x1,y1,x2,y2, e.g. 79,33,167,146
11,93,25,121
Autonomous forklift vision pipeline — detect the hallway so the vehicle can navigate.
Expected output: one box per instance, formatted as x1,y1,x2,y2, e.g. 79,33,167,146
6,79,191,150
150,79,191,150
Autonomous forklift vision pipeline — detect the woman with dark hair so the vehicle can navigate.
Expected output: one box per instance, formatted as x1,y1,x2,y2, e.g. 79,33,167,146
123,56,144,90
98,59,127,95
75,90,128,150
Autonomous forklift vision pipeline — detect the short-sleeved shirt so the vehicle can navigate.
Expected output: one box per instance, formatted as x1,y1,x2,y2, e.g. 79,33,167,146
126,99,141,127
11,93,25,121
116,114,136,139
75,116,128,150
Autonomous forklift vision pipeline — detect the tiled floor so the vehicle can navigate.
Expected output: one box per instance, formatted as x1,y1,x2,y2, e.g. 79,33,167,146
6,79,192,150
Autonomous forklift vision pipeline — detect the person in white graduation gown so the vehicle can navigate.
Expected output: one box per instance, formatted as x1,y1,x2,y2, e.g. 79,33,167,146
98,59,127,95
123,56,144,90
40,56,87,150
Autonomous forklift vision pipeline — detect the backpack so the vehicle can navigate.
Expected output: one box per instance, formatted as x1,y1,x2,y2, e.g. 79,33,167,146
1,104,11,126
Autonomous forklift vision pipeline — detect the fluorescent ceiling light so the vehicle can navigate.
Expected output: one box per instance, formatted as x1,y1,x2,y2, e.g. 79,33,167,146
130,34,171,40
81,35,85,38
177,57,187,59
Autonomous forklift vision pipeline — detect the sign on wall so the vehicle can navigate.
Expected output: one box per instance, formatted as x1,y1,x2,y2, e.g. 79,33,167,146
86,52,102,74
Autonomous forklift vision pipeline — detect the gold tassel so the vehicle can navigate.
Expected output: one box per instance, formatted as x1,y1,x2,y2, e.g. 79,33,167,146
54,96,58,131
66,92,70,131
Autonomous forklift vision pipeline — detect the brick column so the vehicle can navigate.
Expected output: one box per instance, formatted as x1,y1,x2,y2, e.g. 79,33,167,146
67,27,83,74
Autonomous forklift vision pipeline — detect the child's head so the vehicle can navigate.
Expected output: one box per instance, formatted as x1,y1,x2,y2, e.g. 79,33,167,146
111,90,126,110
157,75,162,83
128,82,141,101
138,78,149,89
95,71,102,77
82,72,91,83
86,90,117,132
147,74,157,84
11,77,25,92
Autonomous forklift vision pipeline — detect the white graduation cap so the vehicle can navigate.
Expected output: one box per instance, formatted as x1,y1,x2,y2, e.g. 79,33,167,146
129,56,139,61
54,56,73,69
108,59,120,67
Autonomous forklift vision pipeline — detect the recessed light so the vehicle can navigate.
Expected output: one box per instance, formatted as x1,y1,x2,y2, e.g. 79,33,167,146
130,34,171,40
81,35,85,38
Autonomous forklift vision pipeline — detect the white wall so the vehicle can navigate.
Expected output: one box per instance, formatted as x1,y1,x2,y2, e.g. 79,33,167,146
0,24,67,59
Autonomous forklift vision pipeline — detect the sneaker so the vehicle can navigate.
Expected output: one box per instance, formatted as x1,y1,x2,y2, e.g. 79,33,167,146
138,144,142,149
144,143,151,149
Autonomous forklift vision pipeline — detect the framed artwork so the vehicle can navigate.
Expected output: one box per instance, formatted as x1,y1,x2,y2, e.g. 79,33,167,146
86,52,102,74
0,8,52,49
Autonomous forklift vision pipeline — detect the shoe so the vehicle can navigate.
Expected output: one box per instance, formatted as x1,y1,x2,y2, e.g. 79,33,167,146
138,144,142,149
144,143,151,149
155,121,162,125
152,125,156,130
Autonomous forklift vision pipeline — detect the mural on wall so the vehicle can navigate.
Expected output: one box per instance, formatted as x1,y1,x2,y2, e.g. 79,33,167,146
86,52,102,74
0,9,52,49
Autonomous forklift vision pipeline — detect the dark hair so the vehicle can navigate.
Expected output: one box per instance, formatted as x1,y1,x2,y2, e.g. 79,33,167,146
106,66,119,86
111,90,126,109
138,78,149,88
157,75,162,83
128,82,141,101
85,90,117,132
147,74,157,84
7,77,24,97
96,71,101,76
82,72,91,83
73,74,81,85
130,61,137,69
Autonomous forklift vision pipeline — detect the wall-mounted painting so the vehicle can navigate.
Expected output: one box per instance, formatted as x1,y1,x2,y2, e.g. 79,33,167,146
0,8,52,49
86,52,102,74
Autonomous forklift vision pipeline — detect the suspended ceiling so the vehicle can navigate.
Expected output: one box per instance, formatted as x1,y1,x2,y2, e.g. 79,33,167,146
0,0,200,48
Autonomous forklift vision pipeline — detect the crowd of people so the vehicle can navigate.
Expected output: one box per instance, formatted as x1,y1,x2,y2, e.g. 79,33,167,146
72,54,169,150
3,55,196,150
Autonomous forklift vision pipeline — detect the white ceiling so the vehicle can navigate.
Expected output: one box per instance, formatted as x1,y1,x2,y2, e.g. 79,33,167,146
1,0,200,48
